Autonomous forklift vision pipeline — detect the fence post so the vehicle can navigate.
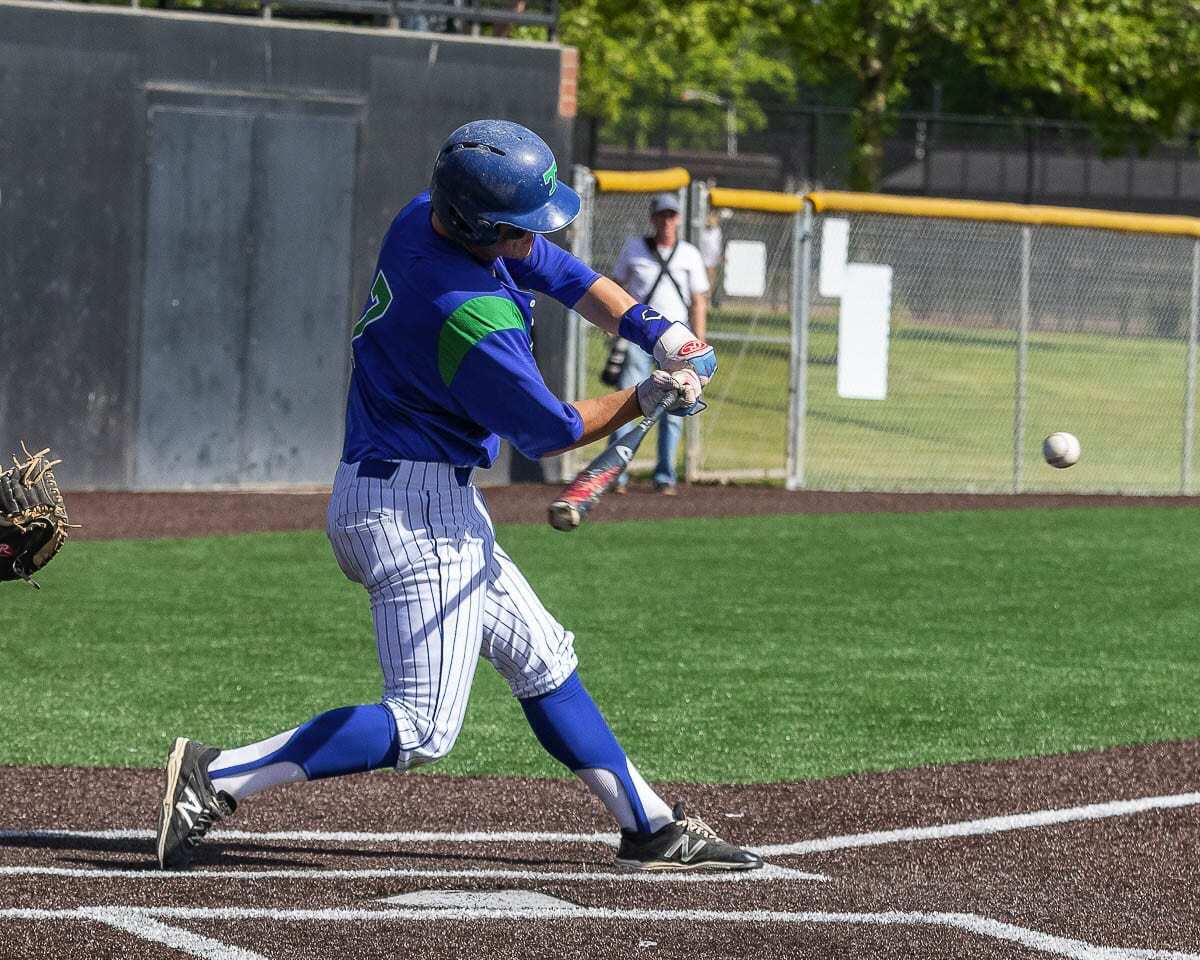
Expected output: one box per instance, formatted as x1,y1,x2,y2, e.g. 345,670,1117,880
787,201,813,490
685,179,708,483
1183,239,1200,494
1013,225,1031,493
564,165,595,479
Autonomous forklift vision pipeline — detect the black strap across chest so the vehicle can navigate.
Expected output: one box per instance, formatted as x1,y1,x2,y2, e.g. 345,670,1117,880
643,236,689,309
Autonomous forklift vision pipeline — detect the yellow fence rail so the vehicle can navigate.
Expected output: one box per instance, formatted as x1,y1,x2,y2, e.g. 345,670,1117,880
591,167,690,193
806,190,1200,239
709,187,805,214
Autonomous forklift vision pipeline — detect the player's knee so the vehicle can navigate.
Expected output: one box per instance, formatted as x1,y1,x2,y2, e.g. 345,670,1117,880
487,642,579,700
381,698,461,769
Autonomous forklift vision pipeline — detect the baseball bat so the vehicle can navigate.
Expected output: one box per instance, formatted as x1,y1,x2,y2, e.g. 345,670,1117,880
548,392,676,531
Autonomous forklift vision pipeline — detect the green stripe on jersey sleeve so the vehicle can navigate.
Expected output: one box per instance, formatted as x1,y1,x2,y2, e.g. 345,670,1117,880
437,295,527,386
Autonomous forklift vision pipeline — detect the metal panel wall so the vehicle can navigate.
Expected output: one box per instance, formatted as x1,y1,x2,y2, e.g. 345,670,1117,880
137,108,254,487
0,1,573,488
0,43,139,487
242,113,358,485
137,107,357,488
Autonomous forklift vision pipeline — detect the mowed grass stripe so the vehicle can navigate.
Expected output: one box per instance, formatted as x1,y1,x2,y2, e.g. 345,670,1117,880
3,508,1197,781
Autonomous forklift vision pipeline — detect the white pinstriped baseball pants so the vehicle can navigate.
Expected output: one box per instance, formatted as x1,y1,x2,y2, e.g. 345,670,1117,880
327,459,579,770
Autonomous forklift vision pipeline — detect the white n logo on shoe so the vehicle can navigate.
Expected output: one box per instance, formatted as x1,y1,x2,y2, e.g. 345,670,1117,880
175,786,204,828
663,834,707,863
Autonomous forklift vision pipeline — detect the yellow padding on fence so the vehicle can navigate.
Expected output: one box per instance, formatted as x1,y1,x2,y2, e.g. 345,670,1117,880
806,190,1200,238
709,187,805,213
592,167,690,193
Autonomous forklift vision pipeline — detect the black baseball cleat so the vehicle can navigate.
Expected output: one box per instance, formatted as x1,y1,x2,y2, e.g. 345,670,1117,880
614,801,764,872
155,737,236,870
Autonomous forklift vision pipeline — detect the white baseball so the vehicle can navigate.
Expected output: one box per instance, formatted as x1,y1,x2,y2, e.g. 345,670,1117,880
1042,431,1081,468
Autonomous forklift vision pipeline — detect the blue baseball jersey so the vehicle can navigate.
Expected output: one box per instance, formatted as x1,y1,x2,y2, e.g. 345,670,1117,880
342,193,600,467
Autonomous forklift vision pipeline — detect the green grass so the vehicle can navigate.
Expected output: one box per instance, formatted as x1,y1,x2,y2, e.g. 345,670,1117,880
583,304,1198,492
5,508,1199,782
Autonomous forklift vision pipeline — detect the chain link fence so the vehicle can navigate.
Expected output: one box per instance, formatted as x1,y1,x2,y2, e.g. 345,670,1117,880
799,197,1200,494
565,167,689,479
566,171,1200,494
686,184,802,480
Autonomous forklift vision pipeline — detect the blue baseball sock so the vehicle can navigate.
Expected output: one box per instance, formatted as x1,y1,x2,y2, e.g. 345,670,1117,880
209,704,400,801
521,671,673,835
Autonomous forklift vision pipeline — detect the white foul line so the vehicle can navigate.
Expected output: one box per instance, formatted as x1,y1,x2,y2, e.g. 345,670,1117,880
0,862,828,883
11,789,1199,863
4,905,1195,960
78,907,266,960
757,790,1200,857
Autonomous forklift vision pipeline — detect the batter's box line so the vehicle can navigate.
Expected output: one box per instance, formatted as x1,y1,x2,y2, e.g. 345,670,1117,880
0,862,826,884
4,905,1196,960
8,786,1200,863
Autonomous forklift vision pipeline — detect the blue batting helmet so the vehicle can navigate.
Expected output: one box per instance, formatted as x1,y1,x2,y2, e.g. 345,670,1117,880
430,119,580,246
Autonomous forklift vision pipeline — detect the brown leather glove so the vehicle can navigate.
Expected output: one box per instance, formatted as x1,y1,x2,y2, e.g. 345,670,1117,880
0,444,71,587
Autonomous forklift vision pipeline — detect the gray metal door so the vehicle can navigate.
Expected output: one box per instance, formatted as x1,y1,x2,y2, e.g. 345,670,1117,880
242,114,358,485
137,104,357,488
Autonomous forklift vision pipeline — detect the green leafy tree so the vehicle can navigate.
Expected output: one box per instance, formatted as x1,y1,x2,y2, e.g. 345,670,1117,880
766,0,1200,190
559,0,793,151
758,0,933,189
946,0,1200,143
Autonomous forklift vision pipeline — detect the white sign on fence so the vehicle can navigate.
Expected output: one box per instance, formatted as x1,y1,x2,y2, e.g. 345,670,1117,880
723,239,767,297
837,263,893,400
819,218,850,298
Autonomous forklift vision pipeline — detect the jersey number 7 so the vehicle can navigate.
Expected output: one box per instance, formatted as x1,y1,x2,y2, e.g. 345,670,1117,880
353,271,393,340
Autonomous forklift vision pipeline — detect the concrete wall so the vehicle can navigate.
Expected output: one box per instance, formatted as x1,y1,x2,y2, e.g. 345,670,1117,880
0,0,574,488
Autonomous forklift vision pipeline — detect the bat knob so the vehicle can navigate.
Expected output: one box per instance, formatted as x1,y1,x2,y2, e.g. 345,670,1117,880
548,500,581,531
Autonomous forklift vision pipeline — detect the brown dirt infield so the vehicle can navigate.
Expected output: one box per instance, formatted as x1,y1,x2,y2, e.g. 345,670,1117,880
2,741,1198,958
12,485,1197,957
64,482,1200,540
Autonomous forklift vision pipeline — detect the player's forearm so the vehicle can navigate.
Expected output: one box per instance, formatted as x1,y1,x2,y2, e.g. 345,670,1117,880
690,294,708,341
544,389,641,456
574,276,636,336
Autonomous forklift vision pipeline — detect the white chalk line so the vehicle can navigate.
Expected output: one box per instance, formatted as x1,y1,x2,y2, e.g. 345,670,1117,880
0,827,619,846
4,905,1195,960
5,789,1198,959
79,906,267,960
0,862,827,884
9,788,1199,863
759,790,1200,857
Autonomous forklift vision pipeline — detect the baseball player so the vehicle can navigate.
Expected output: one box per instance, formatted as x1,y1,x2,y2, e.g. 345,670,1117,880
155,120,762,874
610,192,709,494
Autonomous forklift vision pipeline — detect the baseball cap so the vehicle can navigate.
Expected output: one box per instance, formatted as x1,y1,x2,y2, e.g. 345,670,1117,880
649,193,681,215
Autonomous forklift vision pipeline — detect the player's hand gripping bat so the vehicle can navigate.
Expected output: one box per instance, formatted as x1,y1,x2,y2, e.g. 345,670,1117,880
548,391,678,531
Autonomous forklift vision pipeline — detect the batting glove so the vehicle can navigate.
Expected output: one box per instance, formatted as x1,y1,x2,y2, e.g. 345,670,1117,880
653,322,717,384
636,368,705,417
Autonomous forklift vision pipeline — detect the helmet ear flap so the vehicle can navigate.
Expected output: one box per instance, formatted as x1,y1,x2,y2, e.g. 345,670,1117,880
445,204,500,245
444,203,476,241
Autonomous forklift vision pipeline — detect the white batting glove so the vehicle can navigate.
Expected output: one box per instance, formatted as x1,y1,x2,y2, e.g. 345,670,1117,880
653,322,718,384
636,368,705,417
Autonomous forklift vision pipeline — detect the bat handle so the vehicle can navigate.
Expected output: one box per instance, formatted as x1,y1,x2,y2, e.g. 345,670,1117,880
645,388,678,424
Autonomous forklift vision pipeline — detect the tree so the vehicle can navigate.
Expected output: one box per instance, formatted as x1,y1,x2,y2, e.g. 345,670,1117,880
767,0,1200,190
558,0,793,152
946,0,1200,143
760,0,934,190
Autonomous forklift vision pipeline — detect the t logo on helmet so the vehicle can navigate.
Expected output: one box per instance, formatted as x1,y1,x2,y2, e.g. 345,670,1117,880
542,161,557,195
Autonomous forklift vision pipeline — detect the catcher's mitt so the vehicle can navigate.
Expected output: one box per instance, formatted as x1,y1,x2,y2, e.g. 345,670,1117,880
0,443,72,587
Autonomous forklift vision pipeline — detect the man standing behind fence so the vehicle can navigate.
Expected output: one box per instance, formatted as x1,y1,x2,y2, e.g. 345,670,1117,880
610,193,709,494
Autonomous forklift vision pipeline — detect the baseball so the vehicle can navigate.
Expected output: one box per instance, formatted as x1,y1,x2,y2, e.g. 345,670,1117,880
1043,431,1081,468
